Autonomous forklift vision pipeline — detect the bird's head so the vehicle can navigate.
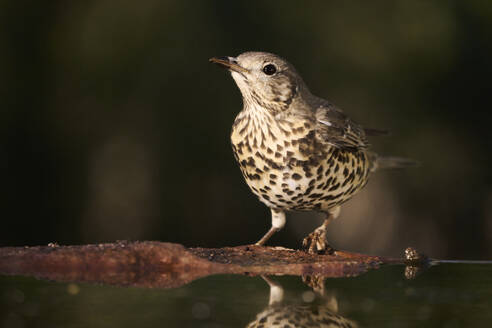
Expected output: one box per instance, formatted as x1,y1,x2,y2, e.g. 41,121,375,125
210,52,308,114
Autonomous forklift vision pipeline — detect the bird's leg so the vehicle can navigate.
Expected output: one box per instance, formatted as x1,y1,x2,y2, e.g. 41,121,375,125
302,219,333,254
255,209,286,246
302,206,340,254
261,275,284,306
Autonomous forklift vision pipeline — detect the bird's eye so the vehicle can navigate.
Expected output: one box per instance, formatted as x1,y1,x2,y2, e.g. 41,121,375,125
262,64,277,75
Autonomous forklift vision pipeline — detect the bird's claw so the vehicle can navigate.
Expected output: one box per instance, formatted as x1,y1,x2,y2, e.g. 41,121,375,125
302,227,335,255
302,274,326,295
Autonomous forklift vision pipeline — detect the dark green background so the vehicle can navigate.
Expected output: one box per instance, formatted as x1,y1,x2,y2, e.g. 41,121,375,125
1,1,491,259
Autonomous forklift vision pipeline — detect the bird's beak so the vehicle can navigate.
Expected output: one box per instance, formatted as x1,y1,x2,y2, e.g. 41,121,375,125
209,56,249,74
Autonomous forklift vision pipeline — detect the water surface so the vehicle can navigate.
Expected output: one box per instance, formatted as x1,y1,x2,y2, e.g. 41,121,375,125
1,263,491,327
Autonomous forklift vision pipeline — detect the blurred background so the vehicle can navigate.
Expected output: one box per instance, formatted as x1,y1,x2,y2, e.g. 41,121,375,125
1,0,491,259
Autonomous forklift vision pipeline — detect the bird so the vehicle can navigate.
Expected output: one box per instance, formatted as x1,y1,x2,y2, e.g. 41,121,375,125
210,51,415,254
246,275,358,328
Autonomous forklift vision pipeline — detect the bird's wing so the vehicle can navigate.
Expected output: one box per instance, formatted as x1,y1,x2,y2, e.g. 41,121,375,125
315,104,369,150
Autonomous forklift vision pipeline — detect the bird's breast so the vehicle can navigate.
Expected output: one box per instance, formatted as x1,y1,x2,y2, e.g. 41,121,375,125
231,109,318,172
230,109,370,211
231,110,318,202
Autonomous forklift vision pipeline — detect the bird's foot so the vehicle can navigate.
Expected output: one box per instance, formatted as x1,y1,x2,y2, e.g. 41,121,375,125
302,227,335,255
302,274,326,295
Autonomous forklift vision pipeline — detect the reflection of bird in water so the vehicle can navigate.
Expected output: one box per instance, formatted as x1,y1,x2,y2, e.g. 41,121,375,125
246,276,358,328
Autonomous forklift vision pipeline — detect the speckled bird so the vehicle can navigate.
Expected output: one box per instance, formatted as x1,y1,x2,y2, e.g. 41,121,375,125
210,52,415,253
246,304,357,328
246,276,358,328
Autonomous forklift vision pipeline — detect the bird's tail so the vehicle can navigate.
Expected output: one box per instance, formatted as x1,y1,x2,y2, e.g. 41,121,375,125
369,153,420,172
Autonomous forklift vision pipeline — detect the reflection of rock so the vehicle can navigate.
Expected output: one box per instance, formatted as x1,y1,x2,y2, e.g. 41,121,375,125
403,247,430,280
0,242,389,290
246,276,358,328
